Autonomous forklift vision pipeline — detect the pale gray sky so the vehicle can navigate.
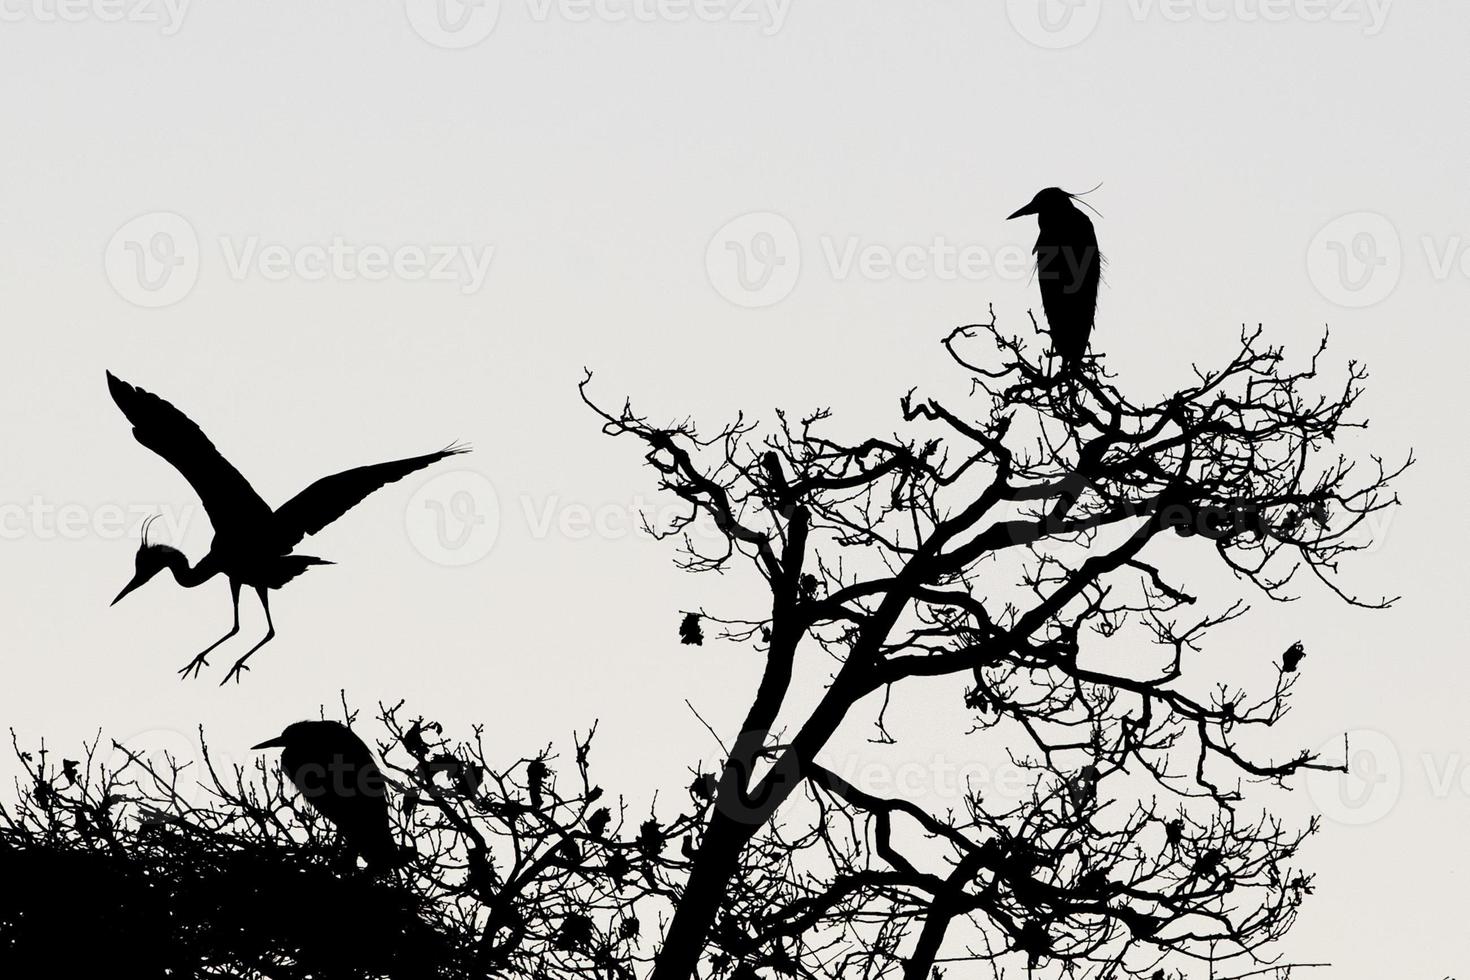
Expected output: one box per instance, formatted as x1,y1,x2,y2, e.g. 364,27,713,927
1,2,1466,976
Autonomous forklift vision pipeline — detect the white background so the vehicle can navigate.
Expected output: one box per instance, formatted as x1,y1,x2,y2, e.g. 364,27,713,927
0,1,1464,975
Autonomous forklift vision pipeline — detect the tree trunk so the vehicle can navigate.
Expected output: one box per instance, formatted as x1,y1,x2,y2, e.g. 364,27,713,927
648,808,751,980
899,853,984,980
649,675,864,980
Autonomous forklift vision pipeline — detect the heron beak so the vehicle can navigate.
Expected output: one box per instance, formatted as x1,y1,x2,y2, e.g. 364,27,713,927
111,573,147,606
250,736,288,750
1007,202,1038,220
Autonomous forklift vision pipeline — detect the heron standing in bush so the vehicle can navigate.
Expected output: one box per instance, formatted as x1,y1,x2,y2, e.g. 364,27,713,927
252,720,401,873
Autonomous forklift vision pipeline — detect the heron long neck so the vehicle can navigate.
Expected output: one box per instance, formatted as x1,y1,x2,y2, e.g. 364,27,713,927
161,546,216,588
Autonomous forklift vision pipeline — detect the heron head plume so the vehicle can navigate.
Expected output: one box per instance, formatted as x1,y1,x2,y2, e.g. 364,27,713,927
111,514,176,605
1007,187,1077,220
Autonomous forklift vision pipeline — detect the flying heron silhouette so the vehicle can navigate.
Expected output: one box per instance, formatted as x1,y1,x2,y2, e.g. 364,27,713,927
252,720,400,872
1008,187,1102,375
106,371,467,683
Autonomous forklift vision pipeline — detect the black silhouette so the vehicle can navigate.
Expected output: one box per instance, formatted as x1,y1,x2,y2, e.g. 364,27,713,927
252,720,399,872
4,312,1403,979
2,706,671,977
583,310,1404,980
1283,640,1307,672
1,708,661,978
1161,501,1267,541
1192,847,1225,880
105,371,467,683
678,612,704,645
1008,187,1101,373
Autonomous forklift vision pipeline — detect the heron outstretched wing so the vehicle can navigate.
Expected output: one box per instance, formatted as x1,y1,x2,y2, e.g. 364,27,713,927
107,371,272,532
270,445,469,550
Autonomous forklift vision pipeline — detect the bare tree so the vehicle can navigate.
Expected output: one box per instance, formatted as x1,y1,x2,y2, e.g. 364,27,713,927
581,314,1405,980
2,316,1403,980
1,700,708,979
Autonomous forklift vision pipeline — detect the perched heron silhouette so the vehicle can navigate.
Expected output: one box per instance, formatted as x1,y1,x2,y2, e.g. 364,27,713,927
106,371,467,683
1008,187,1102,375
252,720,400,872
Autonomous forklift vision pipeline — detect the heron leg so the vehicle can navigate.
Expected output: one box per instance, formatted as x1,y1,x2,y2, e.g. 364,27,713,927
179,580,241,680
221,587,275,685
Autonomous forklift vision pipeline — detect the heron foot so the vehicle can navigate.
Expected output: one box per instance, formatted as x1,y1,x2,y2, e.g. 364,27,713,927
178,654,211,680
220,659,252,686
